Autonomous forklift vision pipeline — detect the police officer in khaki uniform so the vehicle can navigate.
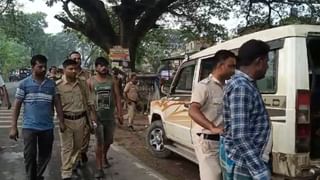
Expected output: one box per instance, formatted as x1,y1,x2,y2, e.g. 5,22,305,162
189,50,236,180
57,59,96,180
123,73,139,131
69,51,92,164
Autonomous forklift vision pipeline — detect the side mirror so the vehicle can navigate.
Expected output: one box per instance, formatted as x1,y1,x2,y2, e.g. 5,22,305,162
161,85,170,97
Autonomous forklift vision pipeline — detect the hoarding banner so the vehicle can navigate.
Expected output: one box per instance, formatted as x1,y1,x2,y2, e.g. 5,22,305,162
109,46,130,61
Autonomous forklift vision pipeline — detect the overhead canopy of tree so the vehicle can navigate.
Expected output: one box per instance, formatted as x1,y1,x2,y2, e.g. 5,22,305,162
0,0,13,15
0,5,100,77
46,0,230,70
44,0,320,70
0,11,48,54
135,28,187,72
231,0,320,35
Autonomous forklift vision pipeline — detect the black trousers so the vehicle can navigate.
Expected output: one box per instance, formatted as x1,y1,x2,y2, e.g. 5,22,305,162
22,128,54,180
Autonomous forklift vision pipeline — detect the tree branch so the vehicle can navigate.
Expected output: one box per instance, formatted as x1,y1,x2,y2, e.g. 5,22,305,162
133,0,178,45
70,0,117,40
62,0,83,24
168,0,194,10
54,15,83,31
0,0,11,15
245,1,253,26
269,3,283,21
168,9,184,17
267,1,272,25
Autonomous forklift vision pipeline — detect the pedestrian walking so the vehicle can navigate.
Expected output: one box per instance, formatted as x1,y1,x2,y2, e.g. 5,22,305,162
189,50,236,180
69,51,92,164
87,57,123,178
0,73,11,109
220,39,272,180
48,66,60,81
56,59,96,180
123,73,139,131
9,54,65,180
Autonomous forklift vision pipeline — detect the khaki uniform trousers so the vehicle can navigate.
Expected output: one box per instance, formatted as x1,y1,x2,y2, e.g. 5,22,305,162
124,102,136,126
193,133,222,180
80,123,90,154
60,117,86,179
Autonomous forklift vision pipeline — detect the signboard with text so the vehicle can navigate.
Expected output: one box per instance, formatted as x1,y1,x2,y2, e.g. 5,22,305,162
109,46,130,61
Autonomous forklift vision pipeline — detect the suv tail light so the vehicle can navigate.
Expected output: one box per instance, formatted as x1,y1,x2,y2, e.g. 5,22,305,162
295,90,311,153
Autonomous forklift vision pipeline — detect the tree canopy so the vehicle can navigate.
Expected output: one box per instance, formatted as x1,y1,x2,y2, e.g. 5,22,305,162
2,0,320,74
0,5,99,80
46,0,320,70
47,0,230,70
230,0,320,35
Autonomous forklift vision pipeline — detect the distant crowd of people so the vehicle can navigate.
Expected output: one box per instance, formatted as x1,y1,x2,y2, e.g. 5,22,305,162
8,51,140,180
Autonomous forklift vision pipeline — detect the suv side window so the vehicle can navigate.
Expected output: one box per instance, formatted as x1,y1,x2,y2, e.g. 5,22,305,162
256,50,278,93
199,57,214,81
172,63,196,94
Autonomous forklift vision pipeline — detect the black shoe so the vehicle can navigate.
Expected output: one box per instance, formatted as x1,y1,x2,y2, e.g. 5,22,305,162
75,160,81,168
81,153,88,163
62,178,72,180
128,125,135,131
72,168,80,178
37,176,44,180
94,169,105,178
103,160,111,169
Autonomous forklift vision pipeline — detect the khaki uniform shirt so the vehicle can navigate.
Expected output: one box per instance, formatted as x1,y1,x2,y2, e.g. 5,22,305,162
191,74,224,134
56,75,93,114
124,81,138,102
77,69,91,81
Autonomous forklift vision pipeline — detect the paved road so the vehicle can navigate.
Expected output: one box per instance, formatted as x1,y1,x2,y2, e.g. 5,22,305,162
0,82,167,180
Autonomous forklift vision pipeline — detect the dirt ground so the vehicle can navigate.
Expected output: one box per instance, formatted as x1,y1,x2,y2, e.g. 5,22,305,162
114,113,200,180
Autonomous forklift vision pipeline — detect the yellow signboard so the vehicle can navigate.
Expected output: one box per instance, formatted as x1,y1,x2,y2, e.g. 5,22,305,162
109,46,130,61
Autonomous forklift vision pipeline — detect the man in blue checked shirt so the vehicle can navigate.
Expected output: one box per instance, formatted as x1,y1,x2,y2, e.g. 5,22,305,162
220,39,272,180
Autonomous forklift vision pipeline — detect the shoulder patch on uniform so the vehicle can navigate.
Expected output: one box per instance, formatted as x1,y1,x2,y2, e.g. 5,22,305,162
199,77,210,84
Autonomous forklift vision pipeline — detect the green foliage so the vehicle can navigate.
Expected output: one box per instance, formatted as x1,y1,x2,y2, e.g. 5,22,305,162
0,5,100,77
0,0,14,15
43,32,79,66
165,0,230,43
0,29,29,80
0,10,48,54
136,28,187,73
231,0,320,35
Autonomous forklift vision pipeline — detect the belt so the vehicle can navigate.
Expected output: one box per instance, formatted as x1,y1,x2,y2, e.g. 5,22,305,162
197,133,220,141
63,111,87,120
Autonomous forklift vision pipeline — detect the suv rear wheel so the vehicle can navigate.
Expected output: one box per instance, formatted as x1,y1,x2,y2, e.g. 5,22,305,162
146,120,171,158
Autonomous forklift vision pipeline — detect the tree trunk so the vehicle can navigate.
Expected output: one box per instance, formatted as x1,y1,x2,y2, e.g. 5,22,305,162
56,0,179,72
129,45,137,71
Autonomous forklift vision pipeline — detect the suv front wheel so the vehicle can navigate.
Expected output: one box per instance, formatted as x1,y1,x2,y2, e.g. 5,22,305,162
146,120,171,158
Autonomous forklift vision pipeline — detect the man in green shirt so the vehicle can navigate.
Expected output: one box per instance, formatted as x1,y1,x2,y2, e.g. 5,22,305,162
87,57,123,178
